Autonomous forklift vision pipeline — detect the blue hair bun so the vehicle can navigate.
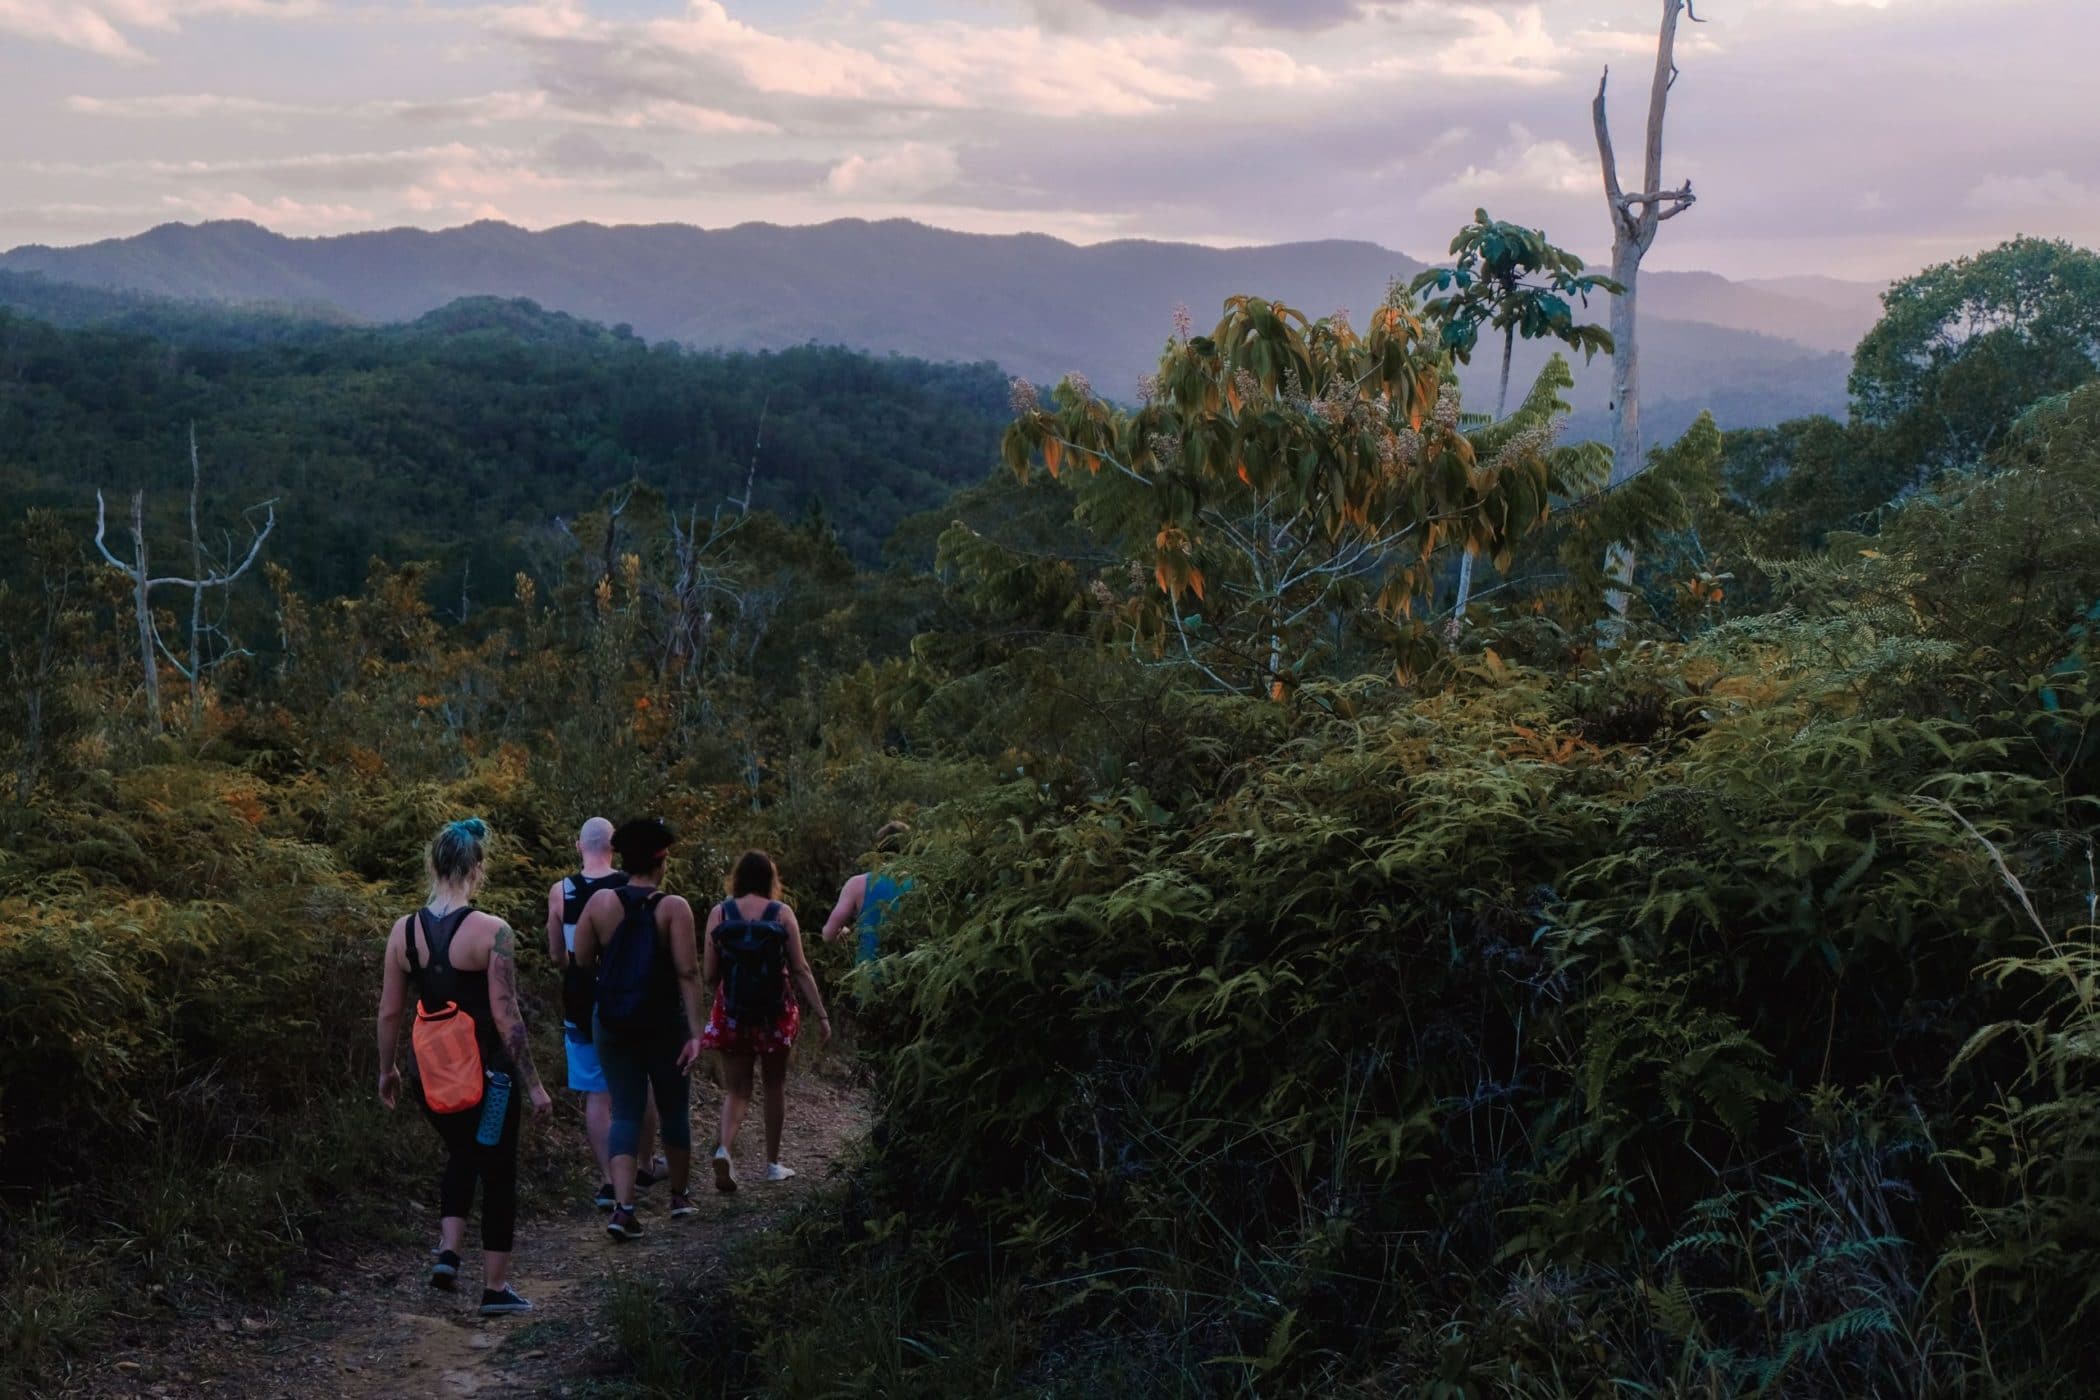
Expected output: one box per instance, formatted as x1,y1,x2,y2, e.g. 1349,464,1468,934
450,817,490,843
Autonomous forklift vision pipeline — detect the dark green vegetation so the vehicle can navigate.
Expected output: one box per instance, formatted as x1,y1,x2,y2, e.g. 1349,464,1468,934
2,234,2098,1396
0,281,1010,576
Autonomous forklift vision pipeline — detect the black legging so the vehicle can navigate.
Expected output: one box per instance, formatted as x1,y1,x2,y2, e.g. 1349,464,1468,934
425,1092,520,1252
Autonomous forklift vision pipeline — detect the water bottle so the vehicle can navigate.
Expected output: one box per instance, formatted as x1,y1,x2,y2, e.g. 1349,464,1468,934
476,1071,512,1146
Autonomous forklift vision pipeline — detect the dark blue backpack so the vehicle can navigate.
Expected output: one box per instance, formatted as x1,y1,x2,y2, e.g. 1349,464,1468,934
595,887,667,1034
714,899,787,1023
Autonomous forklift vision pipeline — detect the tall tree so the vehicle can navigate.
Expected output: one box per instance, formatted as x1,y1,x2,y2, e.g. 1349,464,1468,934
1412,210,1617,632
1593,0,1703,622
1412,210,1618,421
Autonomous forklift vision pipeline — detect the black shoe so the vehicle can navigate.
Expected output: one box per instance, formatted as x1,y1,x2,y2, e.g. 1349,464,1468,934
635,1156,669,1189
593,1182,616,1211
429,1249,461,1291
479,1286,532,1316
606,1205,643,1242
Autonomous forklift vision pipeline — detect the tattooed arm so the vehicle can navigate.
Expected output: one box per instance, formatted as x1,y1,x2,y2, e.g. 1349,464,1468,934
488,920,552,1117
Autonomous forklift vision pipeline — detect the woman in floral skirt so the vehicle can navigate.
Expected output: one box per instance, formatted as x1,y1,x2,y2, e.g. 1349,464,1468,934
700,849,830,1190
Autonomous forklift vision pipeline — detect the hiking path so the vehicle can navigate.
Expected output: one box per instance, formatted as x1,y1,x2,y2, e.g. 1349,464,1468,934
67,1063,870,1399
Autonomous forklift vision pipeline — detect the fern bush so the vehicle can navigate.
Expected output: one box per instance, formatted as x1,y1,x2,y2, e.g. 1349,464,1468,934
692,385,2100,1396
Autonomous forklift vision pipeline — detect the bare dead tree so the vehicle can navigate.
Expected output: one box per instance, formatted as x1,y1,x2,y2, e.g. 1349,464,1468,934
94,428,277,733
731,395,770,515
663,504,745,685
600,481,637,589
1594,0,1703,623
98,490,161,732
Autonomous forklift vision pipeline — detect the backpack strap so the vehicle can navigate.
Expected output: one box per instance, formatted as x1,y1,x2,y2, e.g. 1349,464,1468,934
761,902,782,923
431,907,469,972
403,911,425,974
412,906,475,974
611,885,667,924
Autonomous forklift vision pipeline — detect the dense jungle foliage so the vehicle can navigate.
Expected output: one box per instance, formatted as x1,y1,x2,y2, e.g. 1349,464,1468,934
0,278,1011,577
2,235,2099,1396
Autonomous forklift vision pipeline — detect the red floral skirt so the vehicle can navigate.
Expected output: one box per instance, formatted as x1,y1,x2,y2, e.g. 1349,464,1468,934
698,983,800,1055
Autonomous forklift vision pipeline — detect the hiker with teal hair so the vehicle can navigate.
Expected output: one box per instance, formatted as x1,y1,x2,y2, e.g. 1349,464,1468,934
374,818,550,1316
822,820,913,965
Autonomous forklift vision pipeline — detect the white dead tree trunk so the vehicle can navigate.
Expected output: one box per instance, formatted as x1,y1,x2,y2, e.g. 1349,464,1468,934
118,491,162,733
95,429,277,734
731,395,770,516
1594,0,1701,623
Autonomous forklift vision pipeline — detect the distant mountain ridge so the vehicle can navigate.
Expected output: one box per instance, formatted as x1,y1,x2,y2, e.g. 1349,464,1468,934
0,218,1883,442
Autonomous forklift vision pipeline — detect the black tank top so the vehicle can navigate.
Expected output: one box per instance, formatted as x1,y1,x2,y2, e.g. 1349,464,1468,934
406,905,509,1072
562,870,629,931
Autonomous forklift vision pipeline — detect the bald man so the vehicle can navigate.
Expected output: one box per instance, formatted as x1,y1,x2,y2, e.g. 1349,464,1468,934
547,818,659,1208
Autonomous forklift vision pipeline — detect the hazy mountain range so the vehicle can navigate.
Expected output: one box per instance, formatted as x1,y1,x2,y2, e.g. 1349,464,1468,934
0,218,1885,444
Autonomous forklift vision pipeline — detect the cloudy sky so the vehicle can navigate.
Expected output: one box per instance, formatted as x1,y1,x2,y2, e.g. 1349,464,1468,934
0,0,2089,277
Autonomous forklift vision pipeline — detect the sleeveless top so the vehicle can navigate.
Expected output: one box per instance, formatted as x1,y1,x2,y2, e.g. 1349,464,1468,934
560,870,629,1030
858,870,911,965
562,871,630,945
613,885,680,1028
405,905,509,1073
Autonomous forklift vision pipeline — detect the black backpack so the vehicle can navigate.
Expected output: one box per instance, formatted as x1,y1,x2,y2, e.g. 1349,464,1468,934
713,899,788,1023
595,887,668,1035
561,872,628,1038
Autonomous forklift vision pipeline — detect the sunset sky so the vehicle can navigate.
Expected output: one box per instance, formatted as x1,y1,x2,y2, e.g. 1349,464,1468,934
0,0,2089,278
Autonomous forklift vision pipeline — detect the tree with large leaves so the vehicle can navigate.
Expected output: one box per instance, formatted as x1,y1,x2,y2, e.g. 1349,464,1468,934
995,293,1607,695
1412,210,1618,631
1412,209,1619,421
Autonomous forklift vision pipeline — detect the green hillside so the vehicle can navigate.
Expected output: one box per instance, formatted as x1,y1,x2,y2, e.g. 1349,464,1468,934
0,287,1011,582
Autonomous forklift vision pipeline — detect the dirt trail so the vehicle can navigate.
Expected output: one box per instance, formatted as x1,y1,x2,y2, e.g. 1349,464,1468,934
72,1064,869,1400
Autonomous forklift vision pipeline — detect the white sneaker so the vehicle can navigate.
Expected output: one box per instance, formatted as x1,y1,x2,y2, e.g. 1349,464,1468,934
765,1162,796,1183
712,1146,738,1194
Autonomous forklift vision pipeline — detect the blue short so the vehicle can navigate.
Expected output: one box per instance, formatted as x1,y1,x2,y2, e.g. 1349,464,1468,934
564,1023,608,1094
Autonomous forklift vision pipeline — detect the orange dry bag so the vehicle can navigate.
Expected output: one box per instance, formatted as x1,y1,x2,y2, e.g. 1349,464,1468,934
405,906,488,1115
412,1001,485,1114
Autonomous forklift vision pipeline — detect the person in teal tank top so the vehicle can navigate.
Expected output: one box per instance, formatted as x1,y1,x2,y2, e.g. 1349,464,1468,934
823,821,912,964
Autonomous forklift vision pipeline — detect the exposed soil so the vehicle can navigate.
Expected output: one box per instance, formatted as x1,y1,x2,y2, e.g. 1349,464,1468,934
61,1058,869,1399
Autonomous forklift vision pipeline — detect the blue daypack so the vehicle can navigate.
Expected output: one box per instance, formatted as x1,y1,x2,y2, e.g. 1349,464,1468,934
714,899,788,1022
595,887,668,1034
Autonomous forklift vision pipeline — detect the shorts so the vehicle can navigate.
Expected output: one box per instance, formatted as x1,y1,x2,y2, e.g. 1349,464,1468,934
564,1022,608,1094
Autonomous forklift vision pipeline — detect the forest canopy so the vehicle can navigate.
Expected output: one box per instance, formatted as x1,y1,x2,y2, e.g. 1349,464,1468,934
0,284,1012,587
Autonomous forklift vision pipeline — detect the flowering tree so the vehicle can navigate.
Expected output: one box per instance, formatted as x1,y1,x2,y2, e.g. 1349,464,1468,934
999,292,1605,694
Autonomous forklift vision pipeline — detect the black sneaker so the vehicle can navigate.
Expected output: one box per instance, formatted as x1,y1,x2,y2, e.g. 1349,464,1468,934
635,1156,670,1189
593,1182,616,1211
479,1286,532,1316
668,1192,697,1218
606,1205,643,1242
429,1249,461,1291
